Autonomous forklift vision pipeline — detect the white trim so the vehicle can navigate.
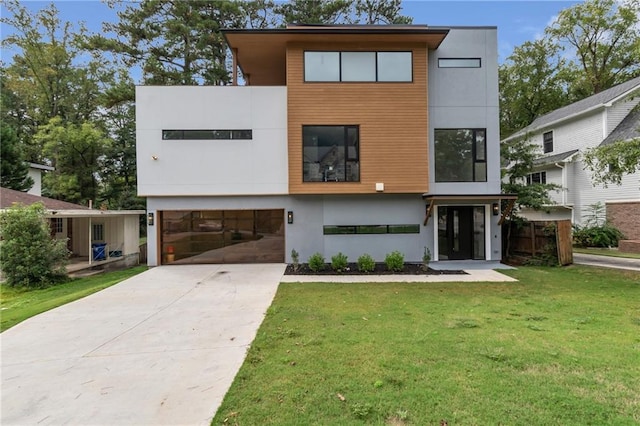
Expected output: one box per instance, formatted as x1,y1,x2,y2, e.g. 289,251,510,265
605,199,640,204
484,204,491,261
433,205,439,262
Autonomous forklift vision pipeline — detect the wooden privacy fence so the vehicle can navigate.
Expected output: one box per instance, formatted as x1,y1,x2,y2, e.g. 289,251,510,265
503,220,573,265
139,243,148,264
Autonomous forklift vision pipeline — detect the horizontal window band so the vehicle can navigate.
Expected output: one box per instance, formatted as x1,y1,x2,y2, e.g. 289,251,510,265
323,224,420,235
162,130,253,140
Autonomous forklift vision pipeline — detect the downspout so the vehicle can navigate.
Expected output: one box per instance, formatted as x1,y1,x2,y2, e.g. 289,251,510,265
554,162,567,206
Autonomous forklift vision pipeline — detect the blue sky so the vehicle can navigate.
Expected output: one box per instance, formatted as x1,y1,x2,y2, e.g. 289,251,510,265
2,0,582,65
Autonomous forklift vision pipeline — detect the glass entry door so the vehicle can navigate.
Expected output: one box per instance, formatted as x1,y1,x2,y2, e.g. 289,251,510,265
437,206,485,260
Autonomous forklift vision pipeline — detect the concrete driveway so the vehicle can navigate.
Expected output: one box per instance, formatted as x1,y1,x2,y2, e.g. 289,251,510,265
1,264,285,425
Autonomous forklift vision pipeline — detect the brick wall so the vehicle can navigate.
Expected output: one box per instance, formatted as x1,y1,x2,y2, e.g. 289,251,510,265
606,201,640,240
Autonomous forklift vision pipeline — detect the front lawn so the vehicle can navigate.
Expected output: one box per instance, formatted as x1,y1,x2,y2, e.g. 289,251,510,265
0,266,147,332
213,265,640,425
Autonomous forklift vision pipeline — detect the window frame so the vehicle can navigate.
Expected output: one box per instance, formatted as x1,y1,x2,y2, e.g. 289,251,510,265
92,223,104,242
303,51,413,83
438,58,482,68
302,125,360,183
323,224,420,235
162,129,253,140
51,218,63,233
526,171,547,185
543,131,553,153
434,128,488,183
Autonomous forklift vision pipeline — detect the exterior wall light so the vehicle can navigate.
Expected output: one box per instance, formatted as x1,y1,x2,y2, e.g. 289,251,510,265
287,211,294,224
492,203,500,216
147,212,154,226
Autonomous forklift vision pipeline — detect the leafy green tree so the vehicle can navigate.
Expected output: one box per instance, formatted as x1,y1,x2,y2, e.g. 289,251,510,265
501,136,561,213
583,138,640,186
0,124,34,191
353,0,412,24
546,0,640,96
274,0,353,24
36,117,109,205
0,203,69,288
1,1,105,161
499,39,568,138
501,136,563,257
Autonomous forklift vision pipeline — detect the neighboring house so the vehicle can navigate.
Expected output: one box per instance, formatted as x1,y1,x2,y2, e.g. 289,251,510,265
0,187,144,268
137,24,512,266
501,77,640,236
27,163,54,196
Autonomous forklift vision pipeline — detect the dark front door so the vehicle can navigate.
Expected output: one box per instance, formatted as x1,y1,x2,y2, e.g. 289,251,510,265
437,206,485,260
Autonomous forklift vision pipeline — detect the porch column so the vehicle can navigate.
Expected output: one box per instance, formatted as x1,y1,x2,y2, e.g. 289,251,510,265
232,48,238,86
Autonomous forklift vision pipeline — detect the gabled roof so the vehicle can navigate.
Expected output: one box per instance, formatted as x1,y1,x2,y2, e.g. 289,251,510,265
504,76,640,141
0,187,88,210
533,149,579,166
601,104,640,146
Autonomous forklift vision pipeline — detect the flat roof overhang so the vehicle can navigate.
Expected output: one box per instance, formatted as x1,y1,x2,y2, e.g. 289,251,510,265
223,27,450,86
422,194,518,226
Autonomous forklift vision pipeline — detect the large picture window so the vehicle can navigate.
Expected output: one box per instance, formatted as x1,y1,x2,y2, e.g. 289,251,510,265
304,51,412,82
435,129,487,182
303,125,360,182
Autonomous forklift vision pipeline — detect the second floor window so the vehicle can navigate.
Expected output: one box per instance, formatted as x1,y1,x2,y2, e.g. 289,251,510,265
526,171,547,185
435,128,487,182
543,131,553,153
304,51,412,82
303,125,360,182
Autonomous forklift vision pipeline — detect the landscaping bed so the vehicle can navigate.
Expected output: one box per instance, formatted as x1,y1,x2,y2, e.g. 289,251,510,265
284,263,466,275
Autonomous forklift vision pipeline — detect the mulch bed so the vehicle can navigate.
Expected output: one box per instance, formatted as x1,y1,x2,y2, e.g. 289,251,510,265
284,263,467,276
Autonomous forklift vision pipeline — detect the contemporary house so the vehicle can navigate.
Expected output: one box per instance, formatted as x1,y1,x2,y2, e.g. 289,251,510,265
137,24,512,266
501,77,640,238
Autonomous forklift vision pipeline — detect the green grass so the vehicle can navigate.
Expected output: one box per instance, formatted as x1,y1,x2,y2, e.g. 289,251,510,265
574,247,640,259
213,266,640,425
0,266,147,332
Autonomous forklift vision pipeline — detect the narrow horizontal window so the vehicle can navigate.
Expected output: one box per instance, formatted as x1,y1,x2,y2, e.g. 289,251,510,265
323,224,420,235
162,130,252,140
438,58,481,68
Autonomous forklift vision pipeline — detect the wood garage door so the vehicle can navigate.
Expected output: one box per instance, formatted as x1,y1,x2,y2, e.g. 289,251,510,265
159,209,284,264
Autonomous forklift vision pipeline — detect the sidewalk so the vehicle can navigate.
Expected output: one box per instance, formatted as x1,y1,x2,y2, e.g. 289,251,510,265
573,253,640,272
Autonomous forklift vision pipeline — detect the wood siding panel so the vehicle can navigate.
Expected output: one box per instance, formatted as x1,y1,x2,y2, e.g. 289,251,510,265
287,43,429,194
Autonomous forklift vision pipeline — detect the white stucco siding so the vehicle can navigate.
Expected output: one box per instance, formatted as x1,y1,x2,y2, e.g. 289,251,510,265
136,86,288,196
428,28,500,195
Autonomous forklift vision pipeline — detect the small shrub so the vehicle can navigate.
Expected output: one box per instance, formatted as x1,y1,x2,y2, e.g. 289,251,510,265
307,252,325,272
350,402,372,419
385,250,405,272
291,249,300,271
422,246,431,271
357,253,375,273
331,252,348,272
573,223,624,247
0,203,69,288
